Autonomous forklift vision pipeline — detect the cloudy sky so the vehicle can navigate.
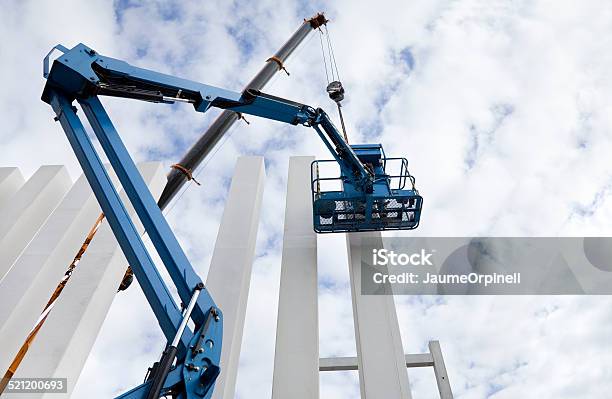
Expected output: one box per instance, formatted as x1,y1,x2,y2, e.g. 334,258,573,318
2,0,612,398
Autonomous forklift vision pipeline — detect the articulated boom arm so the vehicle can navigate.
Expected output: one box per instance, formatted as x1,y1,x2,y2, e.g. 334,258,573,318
41,42,384,399
42,43,373,191
42,39,421,396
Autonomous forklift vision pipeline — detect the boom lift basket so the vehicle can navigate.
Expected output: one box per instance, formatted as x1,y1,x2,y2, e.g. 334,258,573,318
311,144,423,233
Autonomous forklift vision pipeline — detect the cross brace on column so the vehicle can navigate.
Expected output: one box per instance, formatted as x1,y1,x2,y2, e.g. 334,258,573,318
319,341,453,399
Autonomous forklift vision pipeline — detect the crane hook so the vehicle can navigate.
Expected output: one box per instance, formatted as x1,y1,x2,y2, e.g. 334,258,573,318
326,81,349,142
327,80,345,103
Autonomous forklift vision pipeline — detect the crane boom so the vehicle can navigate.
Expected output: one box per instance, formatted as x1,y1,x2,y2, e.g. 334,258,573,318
159,12,328,208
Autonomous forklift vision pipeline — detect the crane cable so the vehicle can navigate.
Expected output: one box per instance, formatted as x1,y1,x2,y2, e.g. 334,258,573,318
318,25,349,143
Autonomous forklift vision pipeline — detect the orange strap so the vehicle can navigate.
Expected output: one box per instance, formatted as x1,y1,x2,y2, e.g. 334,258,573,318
267,56,290,76
0,211,106,393
171,164,201,186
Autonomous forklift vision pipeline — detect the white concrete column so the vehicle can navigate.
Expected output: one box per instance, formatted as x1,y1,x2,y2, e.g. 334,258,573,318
347,232,412,399
208,156,265,399
8,162,166,399
429,341,453,399
0,168,97,375
0,166,71,280
272,156,319,399
0,167,25,209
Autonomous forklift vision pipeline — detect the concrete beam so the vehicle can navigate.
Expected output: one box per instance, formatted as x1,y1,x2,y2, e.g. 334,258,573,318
0,166,71,280
272,156,319,399
207,157,265,399
346,232,412,399
0,168,25,210
429,341,453,399
319,353,434,372
0,168,95,375
8,162,166,399
319,344,453,399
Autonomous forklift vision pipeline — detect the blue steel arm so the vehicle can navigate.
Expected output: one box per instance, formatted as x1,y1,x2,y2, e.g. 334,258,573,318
48,89,223,398
42,43,373,190
48,90,187,350
41,43,308,122
79,95,213,331
41,42,378,397
313,110,373,191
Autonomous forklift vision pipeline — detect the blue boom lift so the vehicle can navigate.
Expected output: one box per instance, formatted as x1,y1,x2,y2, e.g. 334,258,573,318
41,39,422,398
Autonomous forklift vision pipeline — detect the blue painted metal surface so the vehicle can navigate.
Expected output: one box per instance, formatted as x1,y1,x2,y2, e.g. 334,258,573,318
309,113,423,232
79,95,215,334
46,88,222,398
48,91,186,346
41,41,423,395
41,43,312,123
311,145,423,233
